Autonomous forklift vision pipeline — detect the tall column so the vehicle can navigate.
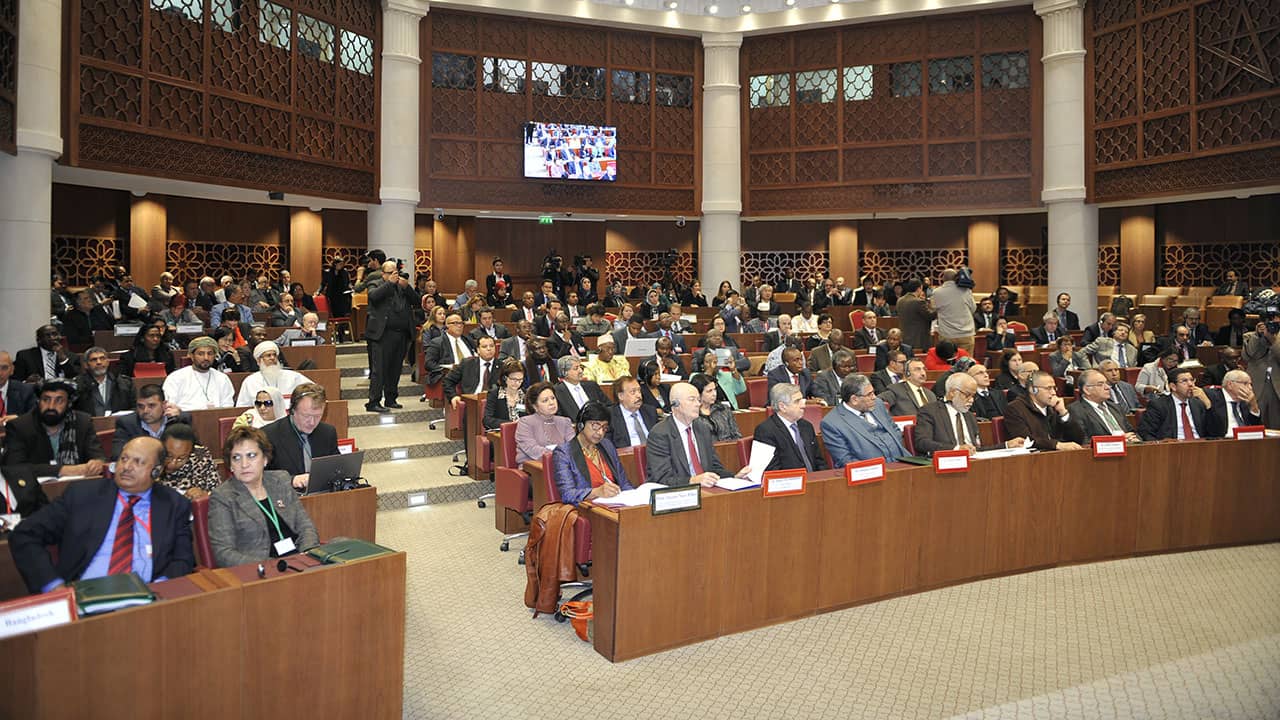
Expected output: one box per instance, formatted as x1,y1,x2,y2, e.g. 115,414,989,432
1036,0,1098,324
699,33,742,290
0,0,61,353
368,0,428,279
290,208,324,292
130,196,168,288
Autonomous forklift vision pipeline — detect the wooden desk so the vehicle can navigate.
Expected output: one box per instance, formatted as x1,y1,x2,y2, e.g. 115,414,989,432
281,344,337,369
588,439,1280,662
462,393,486,477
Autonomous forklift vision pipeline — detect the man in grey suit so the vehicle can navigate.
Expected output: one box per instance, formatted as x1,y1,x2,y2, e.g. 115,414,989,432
1098,359,1140,415
644,382,752,487
1073,369,1141,443
820,373,909,466
811,349,856,407
878,358,935,416
499,319,533,365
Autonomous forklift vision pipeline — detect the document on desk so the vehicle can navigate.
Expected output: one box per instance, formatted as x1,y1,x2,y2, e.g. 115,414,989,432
971,447,1032,460
715,477,760,491
591,482,669,507
745,441,775,484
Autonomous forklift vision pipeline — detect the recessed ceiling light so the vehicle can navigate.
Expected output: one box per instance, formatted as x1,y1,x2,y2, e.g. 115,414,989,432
624,0,634,4
785,0,796,5
741,3,751,12
666,0,677,8
707,3,718,12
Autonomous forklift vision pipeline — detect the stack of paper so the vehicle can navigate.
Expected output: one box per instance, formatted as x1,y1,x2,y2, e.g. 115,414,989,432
714,477,759,491
971,447,1032,460
591,482,669,507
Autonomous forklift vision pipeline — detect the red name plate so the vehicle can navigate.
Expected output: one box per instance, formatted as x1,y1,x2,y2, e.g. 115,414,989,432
932,449,970,474
0,587,77,640
762,470,807,498
845,457,886,487
1092,436,1127,457
1233,425,1266,440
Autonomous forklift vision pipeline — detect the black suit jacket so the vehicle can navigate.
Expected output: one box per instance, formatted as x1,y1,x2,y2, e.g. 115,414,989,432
1213,324,1247,348
912,401,990,455
766,365,813,398
547,331,589,359
2,410,106,472
74,372,136,416
970,388,1008,420
14,347,80,383
640,383,670,413
1137,394,1209,441
869,368,902,395
8,477,193,593
753,414,827,472
609,403,659,449
112,411,196,459
1002,397,1084,450
1201,387,1260,438
510,306,538,325
62,309,114,346
1029,325,1064,346
553,381,609,421
873,343,913,370
1080,322,1107,345
443,356,500,399
363,280,418,342
485,272,513,295
468,323,511,344
1056,309,1080,331
424,333,476,386
851,328,884,350
1,380,37,417
262,417,341,478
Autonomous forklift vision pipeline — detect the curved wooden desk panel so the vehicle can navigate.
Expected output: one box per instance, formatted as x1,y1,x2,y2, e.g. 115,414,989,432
588,439,1280,662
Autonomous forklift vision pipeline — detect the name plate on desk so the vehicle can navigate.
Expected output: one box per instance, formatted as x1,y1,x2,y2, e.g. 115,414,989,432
113,324,142,336
317,321,328,331
291,338,319,347
932,449,970,474
845,457,885,486
1233,425,1266,440
762,470,807,497
176,323,204,334
1015,341,1036,353
892,416,916,433
0,587,77,639
650,485,701,516
1092,437,1127,457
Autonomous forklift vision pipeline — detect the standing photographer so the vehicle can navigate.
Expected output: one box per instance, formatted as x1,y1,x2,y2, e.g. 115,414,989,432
1243,312,1280,428
365,262,420,412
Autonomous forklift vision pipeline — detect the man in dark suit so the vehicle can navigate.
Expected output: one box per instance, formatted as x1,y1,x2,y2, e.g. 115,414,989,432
14,325,81,383
873,329,913,370
754,383,828,472
468,308,510,344
444,336,500,410
552,355,609,421
1137,367,1211,441
1029,313,1064,346
3,379,107,477
111,384,192,459
644,383,751,486
499,319,533,365
523,337,560,387
263,383,341,488
9,436,192,594
896,280,935,352
763,315,795,353
364,262,419,411
973,297,998,332
0,351,37,426
533,279,560,315
870,349,908,395
1203,369,1262,438
766,347,813,399
654,313,689,353
613,316,656,355
1053,293,1081,332
966,364,1008,419
609,376,659,449
1178,308,1213,347
811,350,856,407
850,312,885,350
850,277,877,308
1200,347,1242,388
533,301,562,338
547,314,589,359
914,373,1025,455
1002,371,1085,451
74,347,136,417
1214,309,1249,348
1080,313,1116,345
62,291,116,346
877,359,935,417
424,312,476,388
1073,369,1141,443
485,257,513,297
653,337,689,379
510,291,539,326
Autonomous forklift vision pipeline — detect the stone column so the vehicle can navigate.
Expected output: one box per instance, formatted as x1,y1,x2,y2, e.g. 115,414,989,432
0,0,61,353
699,33,743,291
368,0,429,279
1036,0,1098,323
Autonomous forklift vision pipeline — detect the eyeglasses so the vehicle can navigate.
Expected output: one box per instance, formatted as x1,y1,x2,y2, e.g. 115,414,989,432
953,389,976,399
255,400,274,407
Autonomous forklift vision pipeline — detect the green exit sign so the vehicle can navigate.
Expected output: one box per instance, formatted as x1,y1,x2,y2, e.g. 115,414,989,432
538,216,554,225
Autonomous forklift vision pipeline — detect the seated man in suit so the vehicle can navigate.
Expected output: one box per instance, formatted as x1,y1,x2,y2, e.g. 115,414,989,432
821,373,909,466
966,364,1008,419
850,312,884,350
878,358,935,417
3,379,107,477
8,436,193,594
278,312,326,346
1178,308,1213,347
692,330,750,376
914,373,1026,455
754,383,828,472
511,290,539,326
1098,359,1141,415
112,384,193,459
644,382,751,487
807,329,845,373
766,347,813,399
62,290,116,346
14,325,81,383
524,337,559,387
553,355,610,421
811,349,856,407
1214,309,1249,349
1053,293,1080,331
263,383,340,489
654,313,689,353
0,350,38,428
1072,369,1142,444
873,329,913,370
763,314,794,353
1080,312,1117,346
533,301,563,338
1029,312,1064,346
651,336,689,380
547,313,590,359
467,307,510,344
1002,371,1085,451
870,349,907,395
444,335,500,410
973,297,998,332
611,315,654,355
499,319,533,365
609,375,659,449
575,303,613,337
1203,369,1261,438
1137,367,1212,441
424,313,475,386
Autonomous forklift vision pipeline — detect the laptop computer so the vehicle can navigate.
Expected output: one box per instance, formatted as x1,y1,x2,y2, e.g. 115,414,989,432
305,451,365,495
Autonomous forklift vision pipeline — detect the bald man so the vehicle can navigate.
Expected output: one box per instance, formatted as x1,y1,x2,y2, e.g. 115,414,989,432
644,382,751,487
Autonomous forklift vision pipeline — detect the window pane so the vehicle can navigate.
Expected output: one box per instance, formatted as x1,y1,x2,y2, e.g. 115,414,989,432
842,65,873,101
340,31,373,75
749,73,790,108
297,13,334,62
258,0,291,51
981,52,1030,90
655,73,692,107
432,52,476,90
563,66,606,100
611,70,650,104
483,57,526,93
211,0,239,32
531,62,567,96
795,68,836,104
889,62,921,98
151,0,202,23
928,56,974,94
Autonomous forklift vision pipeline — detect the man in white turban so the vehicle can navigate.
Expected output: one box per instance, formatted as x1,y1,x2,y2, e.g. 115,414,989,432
234,341,313,407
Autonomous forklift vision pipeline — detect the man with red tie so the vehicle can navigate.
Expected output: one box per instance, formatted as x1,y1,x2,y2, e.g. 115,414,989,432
1137,366,1211,441
9,436,194,594
643,383,752,488
766,347,814,400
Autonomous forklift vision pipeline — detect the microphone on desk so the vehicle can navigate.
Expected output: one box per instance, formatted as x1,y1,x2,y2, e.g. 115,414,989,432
277,559,304,573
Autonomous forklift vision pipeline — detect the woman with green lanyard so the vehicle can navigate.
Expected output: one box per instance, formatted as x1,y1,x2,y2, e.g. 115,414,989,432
208,425,319,567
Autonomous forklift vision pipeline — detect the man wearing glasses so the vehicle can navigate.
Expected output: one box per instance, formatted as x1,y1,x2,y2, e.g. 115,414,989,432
820,373,909,466
1003,371,1084,451
365,261,420,413
1071,369,1142,444
913,373,1026,455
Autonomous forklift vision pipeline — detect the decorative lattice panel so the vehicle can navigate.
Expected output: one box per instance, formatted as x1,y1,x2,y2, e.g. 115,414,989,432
166,241,289,284
1098,245,1121,287
67,0,379,202
1088,0,1280,202
739,251,830,288
414,249,432,280
1162,241,1280,288
604,251,696,288
424,11,698,215
858,248,968,287
52,236,127,286
0,0,16,155
1001,247,1047,286
743,8,1038,215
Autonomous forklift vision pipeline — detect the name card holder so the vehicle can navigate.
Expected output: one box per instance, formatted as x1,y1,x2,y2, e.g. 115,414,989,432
845,457,885,487
291,338,319,347
892,416,916,433
1232,425,1266,440
113,324,143,337
932,449,970,474
1015,341,1036,353
176,323,204,334
762,470,807,498
1092,436,1127,457
650,484,701,516
0,587,77,640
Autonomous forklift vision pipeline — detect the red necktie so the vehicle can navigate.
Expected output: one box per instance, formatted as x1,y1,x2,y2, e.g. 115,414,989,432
109,495,141,576
1180,401,1195,439
480,362,490,388
0,391,6,417
685,426,703,475
790,373,798,386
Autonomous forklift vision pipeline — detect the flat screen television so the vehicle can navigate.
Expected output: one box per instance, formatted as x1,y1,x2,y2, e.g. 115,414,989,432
522,121,617,182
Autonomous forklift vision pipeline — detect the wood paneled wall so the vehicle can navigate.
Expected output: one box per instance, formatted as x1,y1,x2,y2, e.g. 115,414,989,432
741,221,828,252
52,185,129,238
858,218,969,250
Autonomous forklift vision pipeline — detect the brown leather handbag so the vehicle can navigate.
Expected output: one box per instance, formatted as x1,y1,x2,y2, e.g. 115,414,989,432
523,503,580,616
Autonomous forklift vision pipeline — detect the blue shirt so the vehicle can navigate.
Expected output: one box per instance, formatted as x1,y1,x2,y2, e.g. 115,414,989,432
43,488,157,592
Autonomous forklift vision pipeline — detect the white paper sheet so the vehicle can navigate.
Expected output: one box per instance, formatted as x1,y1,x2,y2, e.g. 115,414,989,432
714,477,760,491
746,441,775,484
971,447,1032,460
127,293,148,310
590,482,669,507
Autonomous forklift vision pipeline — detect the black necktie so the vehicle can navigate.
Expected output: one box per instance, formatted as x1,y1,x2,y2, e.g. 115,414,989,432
1233,401,1245,426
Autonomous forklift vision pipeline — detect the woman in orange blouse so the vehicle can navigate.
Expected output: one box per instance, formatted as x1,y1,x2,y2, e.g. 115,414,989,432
550,402,634,505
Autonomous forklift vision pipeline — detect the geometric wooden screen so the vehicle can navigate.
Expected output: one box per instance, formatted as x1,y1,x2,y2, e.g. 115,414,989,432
1088,0,1280,202
1162,240,1280,287
739,250,829,288
858,248,968,286
604,251,697,287
413,248,432,280
65,0,379,202
52,236,128,286
743,9,1040,215
0,0,15,155
166,240,289,283
1001,246,1047,286
423,11,699,215
1098,244,1120,287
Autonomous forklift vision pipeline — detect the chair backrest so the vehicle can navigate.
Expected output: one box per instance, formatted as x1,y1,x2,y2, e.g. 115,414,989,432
856,353,876,373
848,311,864,330
901,424,916,456
1155,286,1184,296
1207,295,1243,309
190,495,214,568
735,437,752,468
634,445,648,481
540,451,560,503
499,421,518,468
96,429,114,459
133,362,167,379
1008,321,1029,334
746,376,768,407
313,294,330,314
990,416,1007,444
802,404,826,427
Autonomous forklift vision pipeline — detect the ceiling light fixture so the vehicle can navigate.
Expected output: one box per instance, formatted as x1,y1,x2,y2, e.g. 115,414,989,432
740,3,751,12
666,0,678,9
707,3,718,12
785,0,796,5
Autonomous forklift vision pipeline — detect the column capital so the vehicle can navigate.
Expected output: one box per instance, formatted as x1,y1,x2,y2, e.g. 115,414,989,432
702,32,743,50
380,187,421,205
383,0,429,18
1036,0,1086,60
1033,0,1084,18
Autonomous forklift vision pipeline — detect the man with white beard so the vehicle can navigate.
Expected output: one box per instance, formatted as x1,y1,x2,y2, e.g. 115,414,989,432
235,342,312,407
